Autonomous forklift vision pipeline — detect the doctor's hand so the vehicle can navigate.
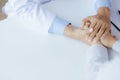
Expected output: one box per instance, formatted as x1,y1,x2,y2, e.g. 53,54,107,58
81,7,111,43
100,33,117,48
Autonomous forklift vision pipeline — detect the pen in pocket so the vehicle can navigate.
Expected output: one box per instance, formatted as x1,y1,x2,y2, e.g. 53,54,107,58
110,9,120,32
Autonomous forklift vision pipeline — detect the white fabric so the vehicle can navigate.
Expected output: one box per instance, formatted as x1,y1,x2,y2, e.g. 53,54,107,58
96,57,120,80
86,44,108,80
2,0,114,35
3,0,55,34
86,41,120,80
90,0,111,11
113,40,120,53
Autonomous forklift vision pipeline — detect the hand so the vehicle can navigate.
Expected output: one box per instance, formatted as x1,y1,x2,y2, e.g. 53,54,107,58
64,24,100,45
100,33,117,48
81,7,111,43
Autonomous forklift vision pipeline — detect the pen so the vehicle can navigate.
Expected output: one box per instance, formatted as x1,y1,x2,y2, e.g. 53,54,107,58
111,9,120,31
118,9,120,15
111,21,120,32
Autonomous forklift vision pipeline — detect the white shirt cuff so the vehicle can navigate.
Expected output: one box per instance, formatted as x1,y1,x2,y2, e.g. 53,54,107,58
48,16,70,35
112,40,120,53
94,0,111,11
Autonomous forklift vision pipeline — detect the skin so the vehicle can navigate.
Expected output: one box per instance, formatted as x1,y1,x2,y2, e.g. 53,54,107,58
1,0,117,48
100,33,117,48
81,7,111,43
64,24,100,46
0,0,92,46
64,23,117,48
0,0,99,46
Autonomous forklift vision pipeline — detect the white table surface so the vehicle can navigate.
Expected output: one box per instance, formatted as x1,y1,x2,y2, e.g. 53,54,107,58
0,0,120,80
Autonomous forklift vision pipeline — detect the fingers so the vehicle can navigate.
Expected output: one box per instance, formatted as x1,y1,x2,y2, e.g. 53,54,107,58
101,27,111,39
89,18,97,29
87,22,101,41
88,24,101,42
86,18,97,34
88,25,111,43
82,15,111,44
81,17,91,29
93,24,106,43
87,18,110,43
84,23,90,29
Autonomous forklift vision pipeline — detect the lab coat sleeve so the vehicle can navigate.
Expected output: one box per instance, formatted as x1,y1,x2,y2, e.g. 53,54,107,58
112,40,120,53
2,0,69,35
86,44,108,80
93,0,111,11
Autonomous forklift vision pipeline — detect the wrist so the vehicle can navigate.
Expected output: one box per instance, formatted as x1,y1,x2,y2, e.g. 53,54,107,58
110,38,118,48
64,24,80,40
64,23,75,37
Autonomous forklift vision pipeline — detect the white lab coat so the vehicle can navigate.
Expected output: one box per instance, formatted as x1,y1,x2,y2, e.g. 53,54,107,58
3,0,55,34
86,40,120,80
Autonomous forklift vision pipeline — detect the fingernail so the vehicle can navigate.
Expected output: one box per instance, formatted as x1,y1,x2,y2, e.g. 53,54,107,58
89,28,93,32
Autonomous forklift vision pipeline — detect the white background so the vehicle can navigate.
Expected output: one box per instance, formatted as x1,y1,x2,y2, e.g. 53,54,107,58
0,0,120,80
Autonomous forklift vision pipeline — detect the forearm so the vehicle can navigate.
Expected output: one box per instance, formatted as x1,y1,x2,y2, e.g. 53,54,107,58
64,24,75,38
64,24,92,45
64,24,80,40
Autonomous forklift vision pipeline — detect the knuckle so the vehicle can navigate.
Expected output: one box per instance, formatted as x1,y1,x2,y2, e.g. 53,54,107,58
101,26,106,30
95,37,99,41
89,34,93,38
107,26,111,30
90,33,96,38
93,26,98,29
102,34,106,37
105,31,109,35
101,28,105,31
96,33,102,38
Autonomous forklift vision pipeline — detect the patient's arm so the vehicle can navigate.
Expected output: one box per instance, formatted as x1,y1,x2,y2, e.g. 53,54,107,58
0,0,7,21
64,23,101,46
3,0,70,35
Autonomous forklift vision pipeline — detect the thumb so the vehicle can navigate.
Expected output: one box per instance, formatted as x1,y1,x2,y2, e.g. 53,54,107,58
81,17,91,29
